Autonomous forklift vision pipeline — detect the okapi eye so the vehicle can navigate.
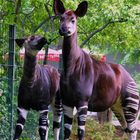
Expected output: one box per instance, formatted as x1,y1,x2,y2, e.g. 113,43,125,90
30,36,34,41
71,20,75,24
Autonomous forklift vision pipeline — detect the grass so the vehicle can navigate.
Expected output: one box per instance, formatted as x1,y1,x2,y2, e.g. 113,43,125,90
70,118,140,140
16,111,140,140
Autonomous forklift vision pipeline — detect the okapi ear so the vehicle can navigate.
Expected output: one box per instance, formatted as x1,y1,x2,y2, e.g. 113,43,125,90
75,1,88,17
15,38,25,48
53,0,65,15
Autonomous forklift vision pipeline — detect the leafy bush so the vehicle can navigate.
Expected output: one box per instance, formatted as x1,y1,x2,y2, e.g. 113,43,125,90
133,72,140,91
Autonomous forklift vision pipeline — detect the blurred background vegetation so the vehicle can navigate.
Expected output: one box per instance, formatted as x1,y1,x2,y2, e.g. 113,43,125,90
0,0,140,139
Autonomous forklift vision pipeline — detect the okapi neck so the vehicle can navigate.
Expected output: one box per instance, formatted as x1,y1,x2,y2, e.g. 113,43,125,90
23,53,37,80
62,32,81,75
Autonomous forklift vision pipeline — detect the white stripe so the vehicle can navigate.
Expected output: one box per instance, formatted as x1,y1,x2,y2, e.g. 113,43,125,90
79,105,88,109
127,88,139,94
63,105,74,118
53,115,62,123
78,125,85,131
127,89,139,95
17,107,28,119
126,89,139,95
127,102,139,107
53,128,60,140
127,104,139,110
126,97,139,104
45,127,49,140
127,118,136,122
79,114,87,122
127,83,137,88
39,109,48,114
65,123,72,130
16,123,24,129
39,126,47,130
127,85,138,90
78,105,88,113
124,112,136,117
127,131,137,140
127,122,136,130
128,81,136,85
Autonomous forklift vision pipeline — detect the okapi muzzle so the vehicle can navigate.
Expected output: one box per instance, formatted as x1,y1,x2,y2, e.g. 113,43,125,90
36,37,48,50
15,35,48,51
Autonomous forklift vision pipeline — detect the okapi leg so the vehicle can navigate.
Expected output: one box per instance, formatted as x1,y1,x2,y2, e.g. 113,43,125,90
63,105,74,140
53,92,63,140
97,109,112,125
111,96,128,135
123,81,139,140
76,104,88,140
13,107,28,140
39,109,49,140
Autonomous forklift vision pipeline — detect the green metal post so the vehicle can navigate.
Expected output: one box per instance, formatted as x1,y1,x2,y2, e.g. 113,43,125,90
8,25,15,140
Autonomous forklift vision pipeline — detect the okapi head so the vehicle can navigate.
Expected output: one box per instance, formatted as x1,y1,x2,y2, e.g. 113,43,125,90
54,0,88,37
15,35,48,56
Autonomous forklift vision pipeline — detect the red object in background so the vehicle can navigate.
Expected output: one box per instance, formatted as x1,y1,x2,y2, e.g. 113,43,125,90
20,48,106,62
20,48,61,62
37,54,45,60
47,54,60,62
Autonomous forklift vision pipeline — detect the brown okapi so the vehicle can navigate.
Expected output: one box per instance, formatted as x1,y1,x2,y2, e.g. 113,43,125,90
13,35,62,140
53,0,140,140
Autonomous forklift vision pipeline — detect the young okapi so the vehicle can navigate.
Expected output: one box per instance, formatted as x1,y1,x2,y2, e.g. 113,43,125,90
13,35,61,140
53,0,140,140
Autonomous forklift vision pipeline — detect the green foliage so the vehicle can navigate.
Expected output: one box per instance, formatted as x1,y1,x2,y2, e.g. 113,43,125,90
1,0,140,64
0,80,10,139
133,72,140,91
0,0,140,139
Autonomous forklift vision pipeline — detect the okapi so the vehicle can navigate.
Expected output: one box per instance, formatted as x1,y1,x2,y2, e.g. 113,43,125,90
13,35,61,140
53,0,140,140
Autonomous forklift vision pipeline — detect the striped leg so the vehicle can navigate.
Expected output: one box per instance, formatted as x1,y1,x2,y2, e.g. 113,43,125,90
111,96,127,130
63,105,74,140
124,81,140,140
13,107,28,140
76,105,88,140
53,91,63,140
39,109,49,140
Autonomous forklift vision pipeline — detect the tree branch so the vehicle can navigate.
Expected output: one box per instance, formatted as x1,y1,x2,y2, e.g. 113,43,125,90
14,0,21,23
34,1,59,33
33,16,57,33
80,18,128,47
